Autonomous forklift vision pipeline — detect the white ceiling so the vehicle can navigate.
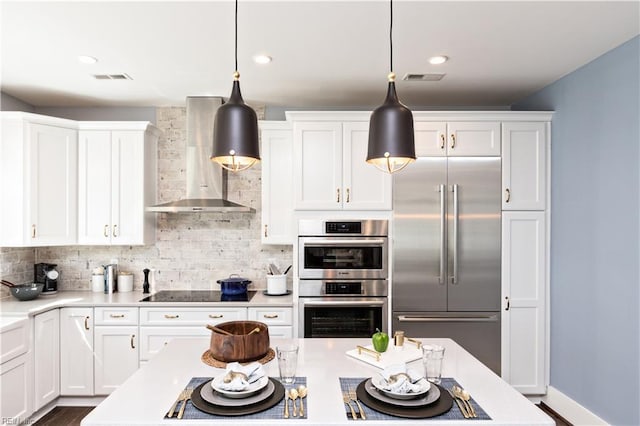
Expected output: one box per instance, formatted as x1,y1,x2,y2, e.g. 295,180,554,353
1,1,638,108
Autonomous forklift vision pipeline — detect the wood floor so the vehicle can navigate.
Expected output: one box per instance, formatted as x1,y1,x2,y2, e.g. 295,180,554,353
33,404,573,426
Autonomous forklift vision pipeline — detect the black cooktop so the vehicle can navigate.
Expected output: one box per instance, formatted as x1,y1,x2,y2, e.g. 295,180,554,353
139,290,256,303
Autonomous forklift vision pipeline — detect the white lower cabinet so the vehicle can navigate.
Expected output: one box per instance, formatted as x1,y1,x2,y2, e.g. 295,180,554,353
139,326,210,361
501,211,546,394
94,326,139,395
34,309,59,410
248,307,293,338
0,353,32,422
60,307,94,396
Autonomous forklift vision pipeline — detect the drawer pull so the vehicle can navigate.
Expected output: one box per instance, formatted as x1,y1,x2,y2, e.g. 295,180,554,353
209,314,224,319
164,314,180,319
263,314,279,319
110,314,125,318
130,334,136,349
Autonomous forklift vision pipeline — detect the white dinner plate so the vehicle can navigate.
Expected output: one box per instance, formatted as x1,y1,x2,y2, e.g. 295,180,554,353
365,378,441,407
370,374,431,400
211,375,270,399
202,378,275,406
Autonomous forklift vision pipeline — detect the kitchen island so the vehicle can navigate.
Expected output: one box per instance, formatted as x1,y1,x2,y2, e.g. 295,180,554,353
81,337,552,425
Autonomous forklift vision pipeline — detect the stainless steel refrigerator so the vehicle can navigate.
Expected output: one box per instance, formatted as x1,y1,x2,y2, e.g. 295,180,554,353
392,157,502,374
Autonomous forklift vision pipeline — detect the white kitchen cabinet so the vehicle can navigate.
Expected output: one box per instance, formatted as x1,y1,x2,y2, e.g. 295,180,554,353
0,353,32,422
60,307,94,396
501,211,546,394
414,121,500,157
94,326,138,395
293,121,391,210
248,307,293,338
502,122,547,210
33,309,59,411
139,326,210,361
260,122,294,244
78,122,159,245
0,113,78,247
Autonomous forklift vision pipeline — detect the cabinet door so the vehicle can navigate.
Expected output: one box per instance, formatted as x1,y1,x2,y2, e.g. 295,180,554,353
139,326,210,361
261,127,293,244
60,308,94,396
414,121,447,157
29,123,78,245
94,326,139,395
33,309,60,411
343,122,392,210
502,122,546,210
111,131,145,245
0,353,31,422
78,130,113,244
447,122,500,156
501,211,546,394
293,122,343,210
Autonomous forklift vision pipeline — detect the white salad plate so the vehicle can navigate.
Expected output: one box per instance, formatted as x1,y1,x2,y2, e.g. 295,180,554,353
211,375,270,399
370,374,431,400
365,378,440,407
203,378,275,406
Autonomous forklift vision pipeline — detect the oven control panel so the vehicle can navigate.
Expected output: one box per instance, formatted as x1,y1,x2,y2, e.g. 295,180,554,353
326,281,362,295
325,221,361,234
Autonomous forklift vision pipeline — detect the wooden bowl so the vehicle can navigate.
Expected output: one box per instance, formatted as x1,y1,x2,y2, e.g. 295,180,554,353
209,321,270,362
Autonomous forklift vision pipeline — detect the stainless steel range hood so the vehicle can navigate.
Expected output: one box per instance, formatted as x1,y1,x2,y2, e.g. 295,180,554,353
148,97,254,213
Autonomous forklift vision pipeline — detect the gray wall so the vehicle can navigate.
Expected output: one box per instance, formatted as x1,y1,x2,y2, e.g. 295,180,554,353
1,92,35,112
513,35,639,425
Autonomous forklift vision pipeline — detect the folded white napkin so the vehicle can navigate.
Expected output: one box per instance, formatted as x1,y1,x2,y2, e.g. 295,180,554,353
377,363,424,394
216,362,266,391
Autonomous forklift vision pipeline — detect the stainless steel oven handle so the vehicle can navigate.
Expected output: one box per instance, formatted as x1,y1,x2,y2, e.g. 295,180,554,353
302,300,386,307
397,315,498,322
439,184,445,285
303,239,386,246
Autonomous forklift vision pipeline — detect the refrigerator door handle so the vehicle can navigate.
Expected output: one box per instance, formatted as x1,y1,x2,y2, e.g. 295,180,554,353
397,314,499,323
439,184,446,285
451,184,459,284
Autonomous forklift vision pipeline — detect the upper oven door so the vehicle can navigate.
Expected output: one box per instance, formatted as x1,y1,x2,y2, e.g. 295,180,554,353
298,236,388,279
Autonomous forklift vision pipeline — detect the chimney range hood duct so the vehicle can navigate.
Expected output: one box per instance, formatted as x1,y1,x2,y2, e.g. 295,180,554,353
147,97,255,213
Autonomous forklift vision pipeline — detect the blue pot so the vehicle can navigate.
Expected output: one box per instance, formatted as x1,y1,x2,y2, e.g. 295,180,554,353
217,274,251,296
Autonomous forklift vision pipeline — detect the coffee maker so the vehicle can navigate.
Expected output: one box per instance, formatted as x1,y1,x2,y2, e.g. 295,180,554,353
34,263,59,294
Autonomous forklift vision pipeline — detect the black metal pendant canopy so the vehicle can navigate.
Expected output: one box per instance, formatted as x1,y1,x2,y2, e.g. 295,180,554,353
367,0,415,174
211,0,260,172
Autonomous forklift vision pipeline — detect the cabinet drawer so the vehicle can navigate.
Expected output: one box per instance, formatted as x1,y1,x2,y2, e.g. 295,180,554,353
139,307,247,326
139,326,210,361
94,307,139,325
267,326,293,339
248,307,292,326
0,318,30,364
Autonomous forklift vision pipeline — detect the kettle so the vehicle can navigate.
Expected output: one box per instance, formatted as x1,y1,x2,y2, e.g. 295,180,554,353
103,264,118,294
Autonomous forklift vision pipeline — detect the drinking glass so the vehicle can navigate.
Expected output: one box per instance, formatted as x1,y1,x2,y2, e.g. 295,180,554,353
276,344,298,384
422,344,445,384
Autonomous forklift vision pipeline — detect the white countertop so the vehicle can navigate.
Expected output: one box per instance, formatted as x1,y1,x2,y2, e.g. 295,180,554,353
0,290,293,317
81,338,553,425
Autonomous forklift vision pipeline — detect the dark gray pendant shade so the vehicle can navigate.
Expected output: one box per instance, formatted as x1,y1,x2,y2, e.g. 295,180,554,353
211,79,260,172
367,81,416,173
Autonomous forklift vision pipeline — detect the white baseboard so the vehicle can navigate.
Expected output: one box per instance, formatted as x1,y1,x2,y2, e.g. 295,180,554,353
542,386,609,425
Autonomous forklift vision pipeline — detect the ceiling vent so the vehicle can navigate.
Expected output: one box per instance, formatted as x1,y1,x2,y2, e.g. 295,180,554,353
92,73,133,80
402,73,445,82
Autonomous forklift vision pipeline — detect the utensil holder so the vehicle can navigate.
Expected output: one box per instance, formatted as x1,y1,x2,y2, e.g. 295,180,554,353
266,275,286,295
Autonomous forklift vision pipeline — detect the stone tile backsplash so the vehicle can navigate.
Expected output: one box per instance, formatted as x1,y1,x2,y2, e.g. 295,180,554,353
0,106,293,294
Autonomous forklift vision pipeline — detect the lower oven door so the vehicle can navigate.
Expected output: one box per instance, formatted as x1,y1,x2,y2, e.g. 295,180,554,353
299,297,388,338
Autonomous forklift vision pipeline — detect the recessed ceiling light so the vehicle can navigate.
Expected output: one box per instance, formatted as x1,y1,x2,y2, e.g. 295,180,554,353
78,55,98,64
253,55,272,65
428,55,448,65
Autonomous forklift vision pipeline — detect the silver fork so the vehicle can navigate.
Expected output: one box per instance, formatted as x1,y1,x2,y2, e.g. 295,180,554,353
348,386,366,420
167,389,187,418
342,392,358,419
177,388,194,419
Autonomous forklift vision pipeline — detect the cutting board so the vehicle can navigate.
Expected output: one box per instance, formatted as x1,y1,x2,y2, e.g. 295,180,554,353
345,344,422,369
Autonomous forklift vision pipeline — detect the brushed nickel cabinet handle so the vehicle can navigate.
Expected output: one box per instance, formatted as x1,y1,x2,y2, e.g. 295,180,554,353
505,297,510,311
32,224,36,238
130,334,136,349
264,224,268,238
164,314,179,319
113,224,118,237
263,314,279,319
104,225,109,237
346,188,350,203
336,188,340,203
450,133,456,149
208,314,224,319
440,134,445,150
505,188,511,203
110,314,125,318
84,316,90,330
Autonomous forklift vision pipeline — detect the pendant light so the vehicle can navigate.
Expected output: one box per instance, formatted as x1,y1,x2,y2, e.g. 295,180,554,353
367,0,415,174
211,0,260,172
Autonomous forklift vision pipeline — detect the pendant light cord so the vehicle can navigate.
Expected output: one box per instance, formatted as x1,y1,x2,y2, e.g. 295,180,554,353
389,0,393,74
235,0,238,72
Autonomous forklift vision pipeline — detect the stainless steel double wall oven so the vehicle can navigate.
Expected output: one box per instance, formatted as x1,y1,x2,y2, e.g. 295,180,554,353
298,219,388,338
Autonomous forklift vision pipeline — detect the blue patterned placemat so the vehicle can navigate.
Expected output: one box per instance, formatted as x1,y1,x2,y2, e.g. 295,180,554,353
339,377,491,421
166,377,307,420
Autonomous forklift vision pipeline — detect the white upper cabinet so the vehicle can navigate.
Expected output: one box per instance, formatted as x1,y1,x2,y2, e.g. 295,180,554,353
502,122,547,210
414,121,500,157
293,120,391,210
0,113,78,247
414,122,447,157
78,123,159,245
260,122,294,244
